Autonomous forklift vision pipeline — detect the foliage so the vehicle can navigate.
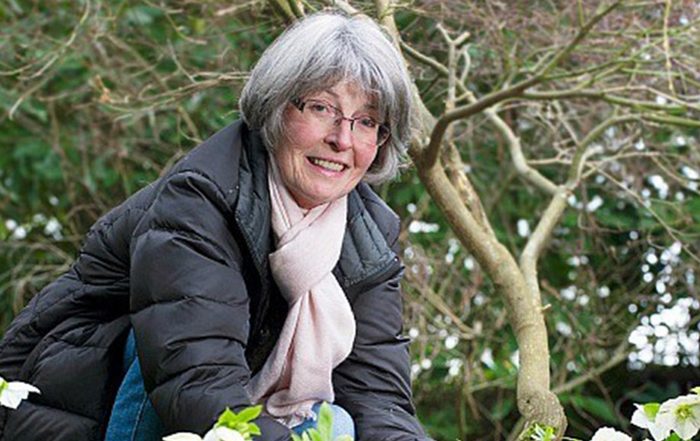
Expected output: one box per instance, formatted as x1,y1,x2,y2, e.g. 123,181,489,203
1,1,699,440
521,424,557,441
291,402,353,441
214,406,262,440
163,406,261,441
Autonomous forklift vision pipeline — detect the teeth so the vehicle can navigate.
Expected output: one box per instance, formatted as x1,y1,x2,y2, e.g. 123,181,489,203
310,157,345,172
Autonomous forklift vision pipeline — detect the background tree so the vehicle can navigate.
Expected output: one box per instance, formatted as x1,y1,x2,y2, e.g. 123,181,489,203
1,1,698,440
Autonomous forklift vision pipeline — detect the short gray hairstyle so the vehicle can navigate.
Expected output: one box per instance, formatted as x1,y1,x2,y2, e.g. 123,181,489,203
239,12,412,184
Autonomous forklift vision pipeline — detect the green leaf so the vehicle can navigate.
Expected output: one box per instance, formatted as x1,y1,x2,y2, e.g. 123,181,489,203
691,386,700,395
316,402,334,441
216,405,262,428
216,407,241,427
214,406,262,439
247,423,261,436
643,402,661,420
308,429,324,441
236,405,263,423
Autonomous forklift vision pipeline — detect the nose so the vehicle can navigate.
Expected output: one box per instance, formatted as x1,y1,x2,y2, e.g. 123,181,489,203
325,119,354,152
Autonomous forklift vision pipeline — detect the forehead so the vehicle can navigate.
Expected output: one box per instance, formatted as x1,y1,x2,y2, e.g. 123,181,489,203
307,81,378,109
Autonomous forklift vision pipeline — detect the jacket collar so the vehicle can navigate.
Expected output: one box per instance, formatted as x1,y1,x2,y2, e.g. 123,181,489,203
233,126,396,290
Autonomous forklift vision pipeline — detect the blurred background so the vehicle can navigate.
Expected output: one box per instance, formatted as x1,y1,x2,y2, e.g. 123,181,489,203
1,1,698,440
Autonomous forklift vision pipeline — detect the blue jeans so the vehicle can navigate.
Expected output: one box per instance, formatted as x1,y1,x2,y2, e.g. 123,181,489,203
292,402,355,439
104,331,164,441
105,331,355,440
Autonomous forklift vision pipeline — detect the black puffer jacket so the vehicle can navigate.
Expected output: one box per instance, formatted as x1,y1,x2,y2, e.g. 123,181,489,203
0,121,430,441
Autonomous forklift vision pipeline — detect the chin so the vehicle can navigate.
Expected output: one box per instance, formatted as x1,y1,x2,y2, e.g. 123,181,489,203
304,192,342,207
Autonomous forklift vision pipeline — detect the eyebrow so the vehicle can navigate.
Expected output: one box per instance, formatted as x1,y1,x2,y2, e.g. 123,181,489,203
318,89,378,111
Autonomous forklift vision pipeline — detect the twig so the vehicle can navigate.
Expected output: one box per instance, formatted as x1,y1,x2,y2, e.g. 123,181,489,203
8,1,91,119
553,342,630,394
643,113,700,128
417,284,476,339
486,105,559,195
215,0,262,16
422,1,622,169
662,0,676,95
596,168,700,264
568,114,641,185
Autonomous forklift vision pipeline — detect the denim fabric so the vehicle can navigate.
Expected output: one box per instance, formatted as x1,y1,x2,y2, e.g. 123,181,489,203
104,331,164,441
106,332,355,440
292,402,355,439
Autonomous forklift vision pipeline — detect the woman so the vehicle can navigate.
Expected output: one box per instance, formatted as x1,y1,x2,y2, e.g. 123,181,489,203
0,12,430,441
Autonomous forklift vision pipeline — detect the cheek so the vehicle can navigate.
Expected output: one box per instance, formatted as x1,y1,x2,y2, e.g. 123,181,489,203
283,116,324,149
357,146,379,172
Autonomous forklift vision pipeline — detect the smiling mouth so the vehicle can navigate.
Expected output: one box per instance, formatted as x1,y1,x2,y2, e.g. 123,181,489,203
308,157,347,172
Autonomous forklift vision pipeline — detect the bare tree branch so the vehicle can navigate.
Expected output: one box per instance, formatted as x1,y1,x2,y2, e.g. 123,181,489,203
422,1,623,170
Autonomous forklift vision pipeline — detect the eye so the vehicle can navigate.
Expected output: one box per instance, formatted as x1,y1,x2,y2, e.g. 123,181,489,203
357,116,378,129
307,100,333,115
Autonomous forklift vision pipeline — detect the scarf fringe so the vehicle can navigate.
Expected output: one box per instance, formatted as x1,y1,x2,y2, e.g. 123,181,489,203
271,403,318,428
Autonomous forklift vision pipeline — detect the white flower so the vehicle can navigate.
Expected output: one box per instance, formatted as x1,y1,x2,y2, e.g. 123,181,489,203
586,195,604,212
164,427,245,441
203,427,246,441
517,219,530,237
10,226,27,240
444,335,459,350
590,427,631,441
631,403,669,441
163,434,205,441
0,376,40,409
655,394,700,440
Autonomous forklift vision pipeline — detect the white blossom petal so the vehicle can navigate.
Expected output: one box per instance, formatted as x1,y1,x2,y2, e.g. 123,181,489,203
162,433,204,441
655,395,700,441
652,414,673,441
590,427,631,441
202,429,219,441
0,378,41,410
214,427,246,441
0,391,23,409
674,418,700,440
631,405,651,429
8,381,40,396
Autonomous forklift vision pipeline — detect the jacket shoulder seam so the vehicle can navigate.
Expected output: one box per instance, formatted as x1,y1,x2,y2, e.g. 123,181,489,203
168,168,233,211
137,292,245,311
132,226,232,267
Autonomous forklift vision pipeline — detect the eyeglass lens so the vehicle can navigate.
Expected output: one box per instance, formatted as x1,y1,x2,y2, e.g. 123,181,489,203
298,99,389,146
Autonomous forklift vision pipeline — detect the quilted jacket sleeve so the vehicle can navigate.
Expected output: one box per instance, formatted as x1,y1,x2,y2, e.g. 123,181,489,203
129,170,290,440
332,235,432,440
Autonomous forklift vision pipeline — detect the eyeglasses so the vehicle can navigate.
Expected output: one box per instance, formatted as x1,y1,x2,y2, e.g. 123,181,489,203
291,98,390,147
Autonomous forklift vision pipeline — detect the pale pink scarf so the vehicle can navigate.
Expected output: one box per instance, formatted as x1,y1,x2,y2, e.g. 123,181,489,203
247,160,356,427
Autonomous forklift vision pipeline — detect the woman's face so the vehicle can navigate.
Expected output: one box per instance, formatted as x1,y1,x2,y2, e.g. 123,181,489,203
274,81,380,209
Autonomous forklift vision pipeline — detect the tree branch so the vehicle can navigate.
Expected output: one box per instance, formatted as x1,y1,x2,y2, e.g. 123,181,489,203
421,1,622,170
553,343,630,394
568,114,642,185
643,113,700,128
485,105,559,195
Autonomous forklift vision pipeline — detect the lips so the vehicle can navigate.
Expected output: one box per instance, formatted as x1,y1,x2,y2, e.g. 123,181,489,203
308,157,347,172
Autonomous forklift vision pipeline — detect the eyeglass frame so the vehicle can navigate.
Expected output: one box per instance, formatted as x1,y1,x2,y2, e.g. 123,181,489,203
290,97,390,147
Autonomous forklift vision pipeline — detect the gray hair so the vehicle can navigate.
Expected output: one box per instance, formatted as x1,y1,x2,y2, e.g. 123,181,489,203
239,12,412,184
